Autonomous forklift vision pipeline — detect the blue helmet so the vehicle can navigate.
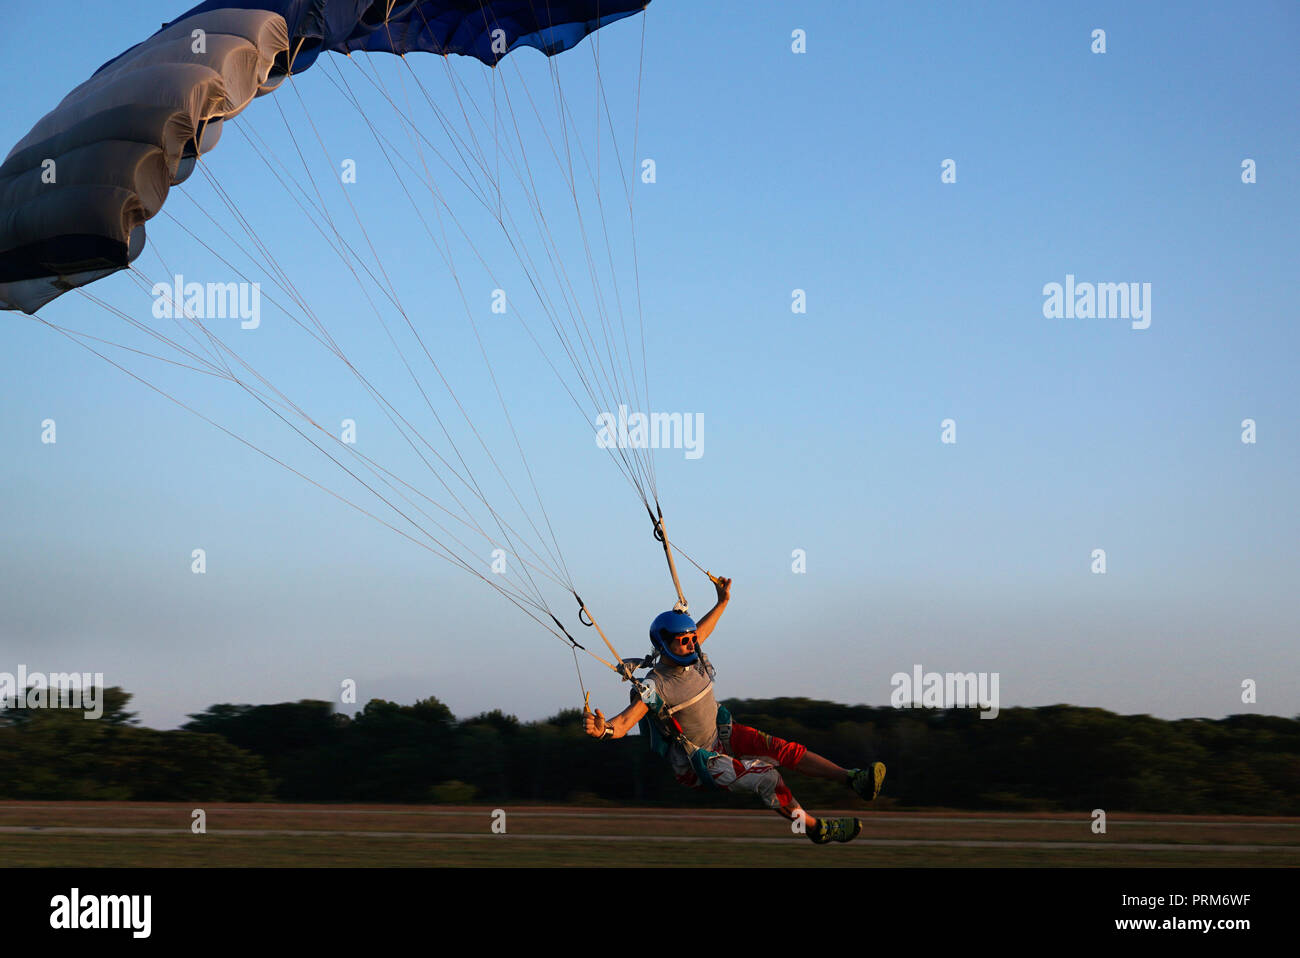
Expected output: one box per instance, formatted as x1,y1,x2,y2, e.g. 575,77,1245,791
649,610,699,665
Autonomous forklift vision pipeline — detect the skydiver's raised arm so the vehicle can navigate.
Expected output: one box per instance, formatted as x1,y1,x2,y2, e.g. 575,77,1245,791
693,576,731,645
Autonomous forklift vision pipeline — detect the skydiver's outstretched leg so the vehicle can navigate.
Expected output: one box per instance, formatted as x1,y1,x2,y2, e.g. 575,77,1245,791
728,723,886,802
717,724,885,844
675,754,863,844
796,751,888,802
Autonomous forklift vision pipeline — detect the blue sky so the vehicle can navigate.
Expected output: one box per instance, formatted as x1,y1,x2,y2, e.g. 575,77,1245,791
2,1,1297,729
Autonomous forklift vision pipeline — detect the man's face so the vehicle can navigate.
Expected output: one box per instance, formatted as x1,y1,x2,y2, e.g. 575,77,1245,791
667,629,697,658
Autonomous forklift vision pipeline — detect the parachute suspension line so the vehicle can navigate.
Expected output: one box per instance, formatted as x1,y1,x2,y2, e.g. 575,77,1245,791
320,70,651,520
131,245,232,373
461,59,634,449
406,19,642,496
490,27,672,628
277,43,661,668
372,54,593,396
618,11,658,502
419,23,666,624
365,47,579,592
161,204,332,355
285,37,312,76
177,24,657,664
157,201,573,597
142,248,246,384
586,24,652,502
297,72,577,602
297,55,650,608
119,266,576,612
437,45,578,593
491,55,656,506
365,48,656,511
64,287,230,380
74,277,226,379
267,78,567,609
492,47,503,222
170,152,592,619
39,298,575,643
340,50,651,666
551,47,648,469
271,66,665,637
31,316,223,379
542,54,646,490
179,164,572,606
385,23,637,473
658,534,721,586
544,55,626,408
316,64,562,586
571,644,587,707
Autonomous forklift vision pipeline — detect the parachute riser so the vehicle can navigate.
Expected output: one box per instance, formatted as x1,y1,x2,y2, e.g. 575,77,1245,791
572,593,632,681
649,504,688,613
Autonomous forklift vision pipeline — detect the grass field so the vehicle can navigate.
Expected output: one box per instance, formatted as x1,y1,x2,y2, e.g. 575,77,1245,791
3,802,1298,867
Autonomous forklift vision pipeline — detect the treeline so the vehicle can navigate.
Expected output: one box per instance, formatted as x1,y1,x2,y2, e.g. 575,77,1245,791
2,690,1297,814
0,688,268,800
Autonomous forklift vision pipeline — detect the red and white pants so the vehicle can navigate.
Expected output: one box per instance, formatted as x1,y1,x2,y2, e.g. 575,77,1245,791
670,723,807,819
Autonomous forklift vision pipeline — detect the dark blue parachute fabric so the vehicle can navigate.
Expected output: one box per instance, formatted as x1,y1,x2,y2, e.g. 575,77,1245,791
1,0,649,312
109,1,647,74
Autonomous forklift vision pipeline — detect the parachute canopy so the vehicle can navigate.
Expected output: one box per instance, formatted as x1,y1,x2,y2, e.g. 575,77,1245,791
0,0,648,313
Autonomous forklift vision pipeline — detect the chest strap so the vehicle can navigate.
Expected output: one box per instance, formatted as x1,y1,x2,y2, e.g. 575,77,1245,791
663,680,713,718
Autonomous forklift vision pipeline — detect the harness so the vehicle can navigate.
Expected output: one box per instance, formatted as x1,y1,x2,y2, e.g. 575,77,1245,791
629,648,733,788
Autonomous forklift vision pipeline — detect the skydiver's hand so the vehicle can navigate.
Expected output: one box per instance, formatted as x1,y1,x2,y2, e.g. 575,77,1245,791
713,575,732,604
583,707,608,738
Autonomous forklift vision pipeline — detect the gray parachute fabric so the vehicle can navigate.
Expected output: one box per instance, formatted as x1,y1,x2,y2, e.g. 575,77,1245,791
0,1,649,314
0,10,289,313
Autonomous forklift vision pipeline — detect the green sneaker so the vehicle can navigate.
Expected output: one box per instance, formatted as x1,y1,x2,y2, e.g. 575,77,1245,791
849,762,886,801
809,816,863,845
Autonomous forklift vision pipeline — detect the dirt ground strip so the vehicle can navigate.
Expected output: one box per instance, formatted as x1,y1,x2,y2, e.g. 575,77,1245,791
2,803,1296,866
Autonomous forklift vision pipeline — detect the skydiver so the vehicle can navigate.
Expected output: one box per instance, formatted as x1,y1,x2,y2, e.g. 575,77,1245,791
583,576,886,843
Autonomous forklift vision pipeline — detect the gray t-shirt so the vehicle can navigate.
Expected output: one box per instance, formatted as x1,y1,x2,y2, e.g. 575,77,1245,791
643,659,718,749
